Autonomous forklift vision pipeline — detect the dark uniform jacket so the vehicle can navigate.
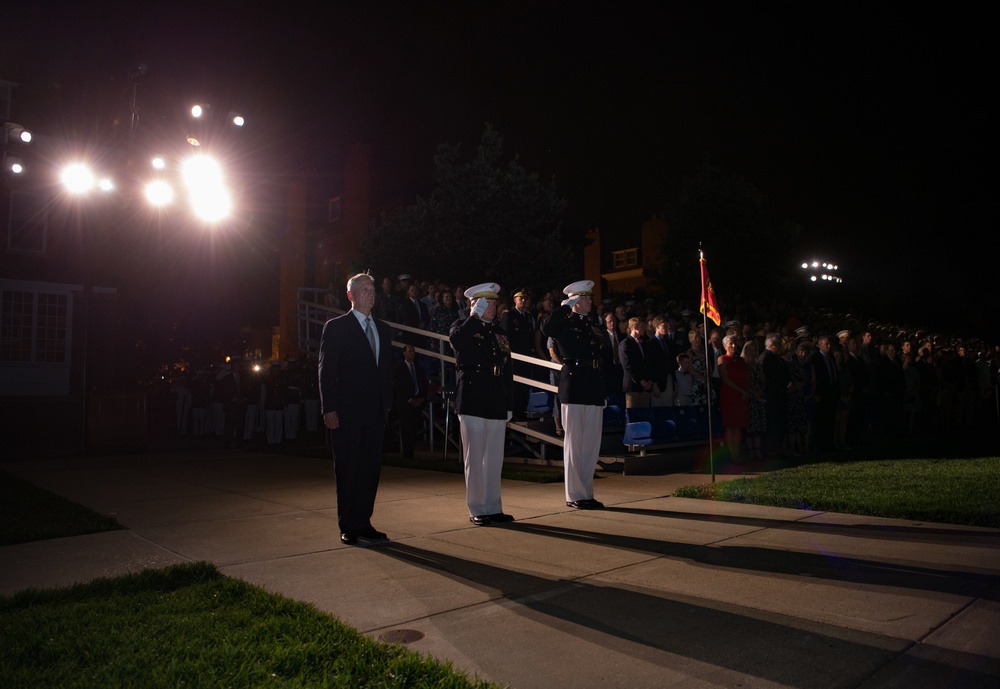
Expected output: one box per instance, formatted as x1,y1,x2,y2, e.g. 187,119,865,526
541,305,607,406
500,308,536,355
449,316,514,420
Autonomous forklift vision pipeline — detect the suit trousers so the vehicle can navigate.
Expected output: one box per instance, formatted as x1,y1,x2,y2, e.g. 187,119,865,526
561,403,603,502
331,423,384,534
458,414,506,517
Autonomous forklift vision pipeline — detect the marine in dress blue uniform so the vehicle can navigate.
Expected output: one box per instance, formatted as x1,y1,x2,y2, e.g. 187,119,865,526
541,280,607,509
450,282,516,526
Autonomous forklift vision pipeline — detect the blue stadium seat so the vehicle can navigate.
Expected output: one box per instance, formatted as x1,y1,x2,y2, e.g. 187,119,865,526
526,390,553,417
603,404,624,428
623,420,654,447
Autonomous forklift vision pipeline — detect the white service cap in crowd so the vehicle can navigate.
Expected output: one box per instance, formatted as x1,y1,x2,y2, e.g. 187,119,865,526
464,282,501,300
562,280,594,297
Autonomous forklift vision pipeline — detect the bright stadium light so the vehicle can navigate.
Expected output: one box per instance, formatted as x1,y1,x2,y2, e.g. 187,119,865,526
182,155,230,221
145,179,174,206
61,163,96,194
5,122,32,144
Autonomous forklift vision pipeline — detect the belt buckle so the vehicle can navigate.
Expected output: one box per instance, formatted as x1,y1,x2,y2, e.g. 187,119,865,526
592,359,599,369
493,365,502,376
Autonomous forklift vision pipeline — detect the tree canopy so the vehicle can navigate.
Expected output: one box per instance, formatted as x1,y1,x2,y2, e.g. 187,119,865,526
357,125,575,291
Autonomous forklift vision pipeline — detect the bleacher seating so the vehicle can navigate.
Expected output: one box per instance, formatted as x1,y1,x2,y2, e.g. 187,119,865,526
525,390,553,418
623,405,721,453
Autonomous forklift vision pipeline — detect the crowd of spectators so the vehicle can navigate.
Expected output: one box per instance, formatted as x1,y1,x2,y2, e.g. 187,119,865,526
173,273,999,459
369,274,1000,460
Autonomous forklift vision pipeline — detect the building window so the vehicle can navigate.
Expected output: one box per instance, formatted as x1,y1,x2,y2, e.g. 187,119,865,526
1,288,68,363
7,190,48,255
612,248,638,269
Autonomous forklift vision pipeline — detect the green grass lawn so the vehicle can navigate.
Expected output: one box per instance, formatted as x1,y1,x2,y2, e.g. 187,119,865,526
0,562,498,689
674,457,1000,527
0,470,123,546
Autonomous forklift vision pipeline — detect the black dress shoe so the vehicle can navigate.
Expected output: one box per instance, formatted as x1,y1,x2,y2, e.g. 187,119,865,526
340,533,358,545
357,527,388,541
487,513,515,523
566,499,604,510
470,515,491,526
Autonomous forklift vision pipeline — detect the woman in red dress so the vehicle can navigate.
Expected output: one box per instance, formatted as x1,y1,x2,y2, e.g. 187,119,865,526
718,334,750,463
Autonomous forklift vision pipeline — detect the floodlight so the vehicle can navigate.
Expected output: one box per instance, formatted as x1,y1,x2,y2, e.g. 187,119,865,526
5,122,32,144
145,179,174,206
61,163,96,194
182,155,231,222
5,155,24,174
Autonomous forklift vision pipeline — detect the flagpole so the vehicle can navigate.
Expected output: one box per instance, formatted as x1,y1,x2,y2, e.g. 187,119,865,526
699,245,715,483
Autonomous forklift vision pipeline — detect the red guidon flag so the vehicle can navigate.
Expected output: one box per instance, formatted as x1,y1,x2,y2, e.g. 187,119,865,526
700,255,721,326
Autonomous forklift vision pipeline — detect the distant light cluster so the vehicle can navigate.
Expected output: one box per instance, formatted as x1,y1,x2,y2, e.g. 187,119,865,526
801,260,843,284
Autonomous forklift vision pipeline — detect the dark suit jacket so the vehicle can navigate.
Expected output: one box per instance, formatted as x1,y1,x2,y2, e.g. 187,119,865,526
318,310,394,427
619,336,649,393
811,350,837,405
396,298,429,329
644,336,673,391
602,328,624,394
393,359,429,406
760,349,791,403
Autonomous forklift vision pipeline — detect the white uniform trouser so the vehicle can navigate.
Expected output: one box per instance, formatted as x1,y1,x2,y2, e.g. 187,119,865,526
459,414,506,517
561,403,603,502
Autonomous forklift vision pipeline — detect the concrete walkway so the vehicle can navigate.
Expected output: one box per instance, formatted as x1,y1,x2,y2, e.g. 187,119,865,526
2,450,998,688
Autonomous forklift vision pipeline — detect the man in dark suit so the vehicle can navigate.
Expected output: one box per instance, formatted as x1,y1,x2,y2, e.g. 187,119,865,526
647,316,675,406
393,343,429,460
396,283,430,335
759,333,791,458
619,317,654,404
319,272,395,546
602,311,624,396
810,335,838,452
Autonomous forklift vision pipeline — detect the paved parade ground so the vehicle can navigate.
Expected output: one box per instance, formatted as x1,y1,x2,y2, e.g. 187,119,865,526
3,450,998,688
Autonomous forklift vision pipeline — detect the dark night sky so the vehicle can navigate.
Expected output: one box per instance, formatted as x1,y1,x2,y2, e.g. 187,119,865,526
2,2,994,345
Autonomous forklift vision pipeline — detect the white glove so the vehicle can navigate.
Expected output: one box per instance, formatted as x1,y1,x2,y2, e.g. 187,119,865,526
472,298,489,318
566,295,581,308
